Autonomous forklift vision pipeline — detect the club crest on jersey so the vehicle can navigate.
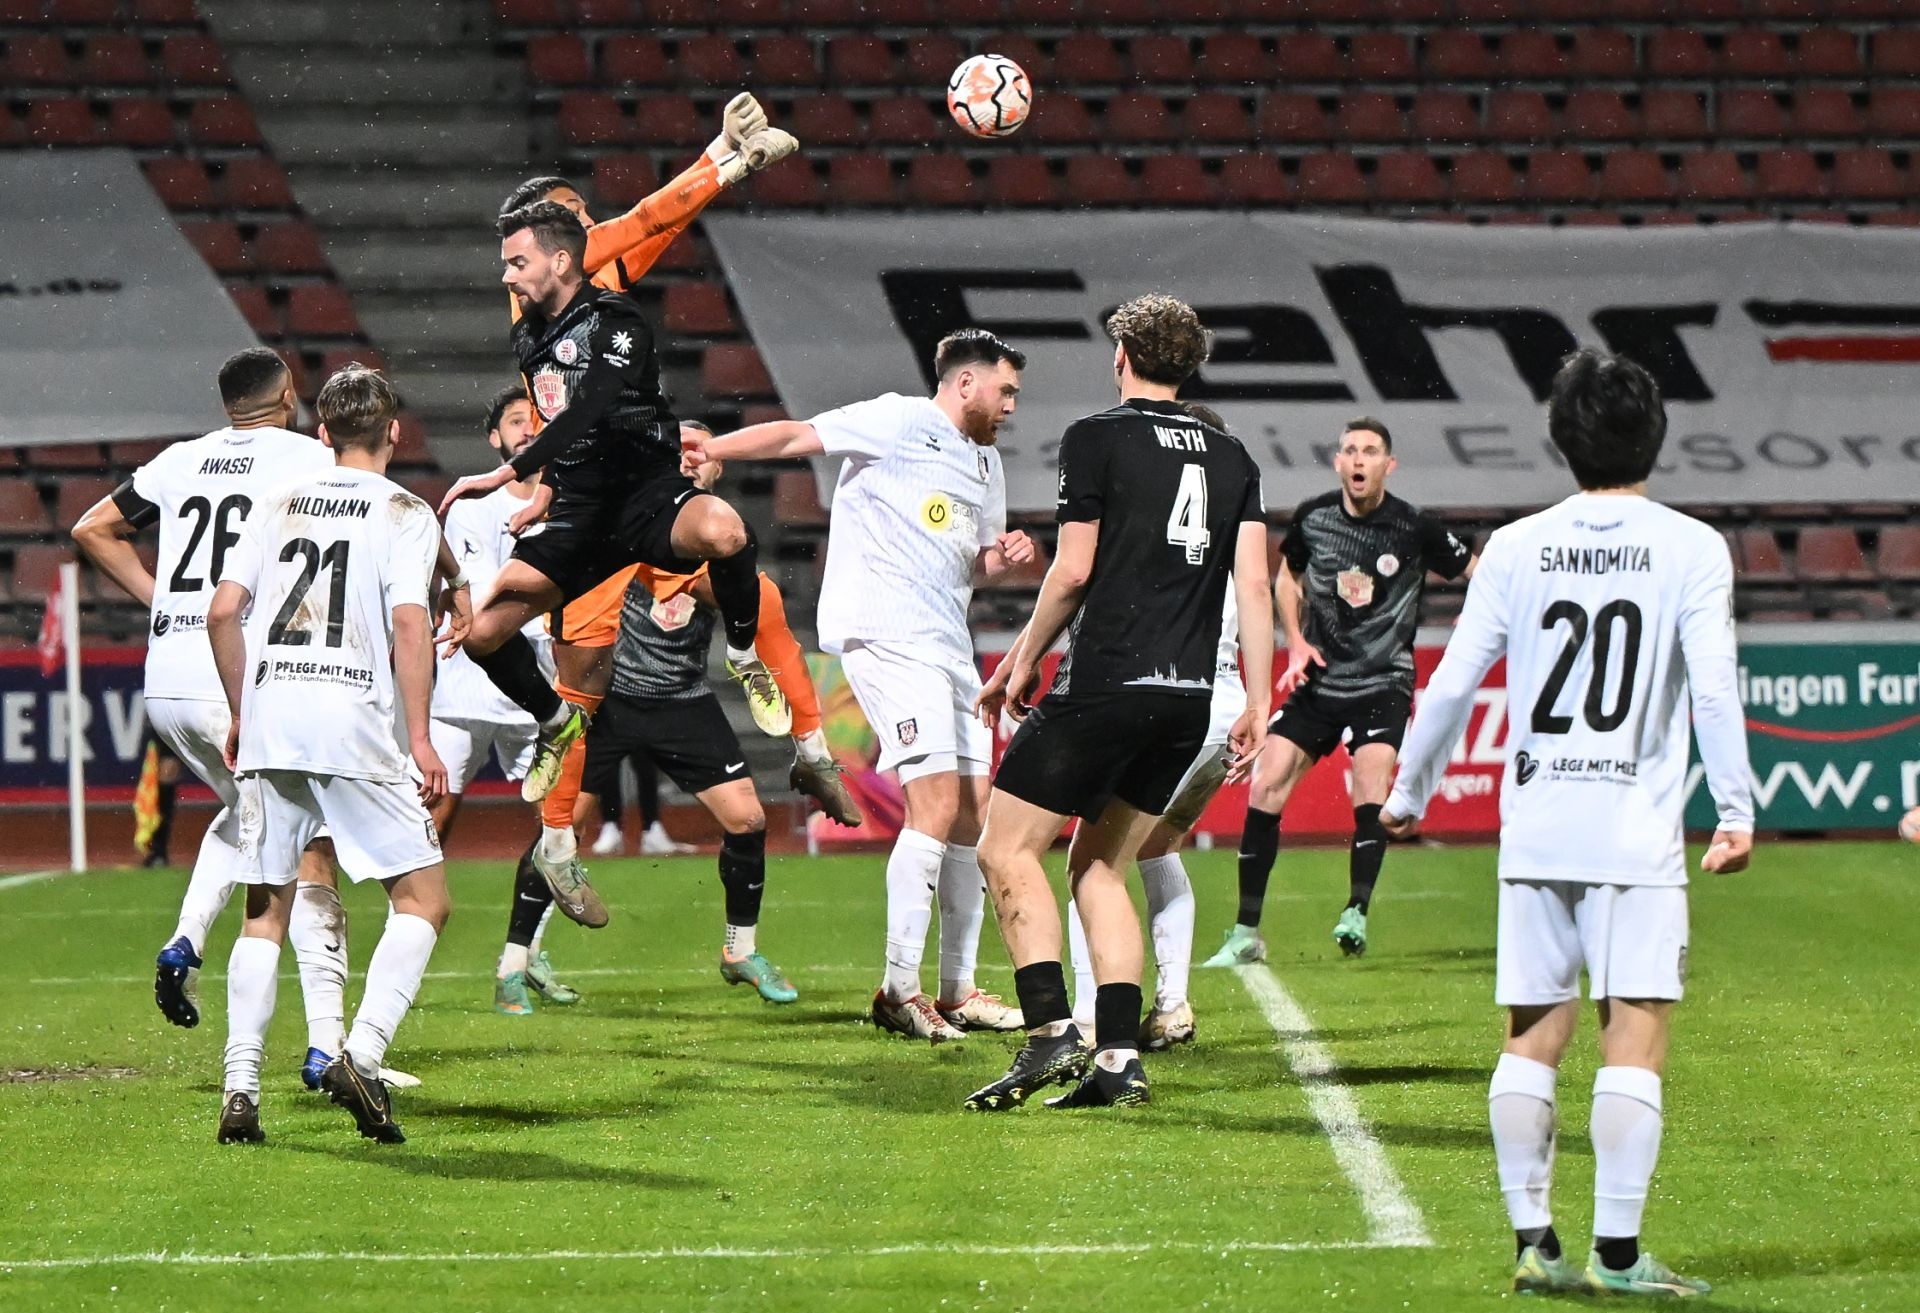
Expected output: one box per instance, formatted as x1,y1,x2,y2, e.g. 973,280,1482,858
978,453,990,481
554,338,579,365
897,718,918,747
1377,553,1400,577
531,368,567,419
1336,567,1374,608
650,591,697,632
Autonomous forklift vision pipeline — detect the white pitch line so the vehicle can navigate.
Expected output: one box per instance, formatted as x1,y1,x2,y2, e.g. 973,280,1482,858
1235,963,1432,1249
0,869,77,892
0,1237,1410,1273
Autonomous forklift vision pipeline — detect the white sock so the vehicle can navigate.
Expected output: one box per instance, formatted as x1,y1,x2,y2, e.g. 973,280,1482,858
1066,897,1096,1030
539,701,573,734
529,902,556,957
170,806,241,956
497,942,530,977
223,937,281,1097
724,922,756,958
726,643,754,666
1591,1065,1663,1242
539,824,575,865
795,728,831,764
1489,1053,1559,1233
288,882,348,1055
881,828,944,1002
1140,854,1195,1011
935,843,985,1005
1095,1046,1139,1072
345,913,438,1077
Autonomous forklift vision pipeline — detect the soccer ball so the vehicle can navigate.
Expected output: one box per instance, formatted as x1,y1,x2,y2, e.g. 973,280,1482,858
947,54,1032,139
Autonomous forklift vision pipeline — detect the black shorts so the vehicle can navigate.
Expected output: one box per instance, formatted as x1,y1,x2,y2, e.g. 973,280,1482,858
512,475,710,604
1268,684,1412,760
584,692,751,797
993,691,1208,821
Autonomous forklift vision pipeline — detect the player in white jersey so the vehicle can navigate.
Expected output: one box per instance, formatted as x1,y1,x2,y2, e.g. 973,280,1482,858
1382,350,1753,1298
684,330,1035,1041
206,365,454,1146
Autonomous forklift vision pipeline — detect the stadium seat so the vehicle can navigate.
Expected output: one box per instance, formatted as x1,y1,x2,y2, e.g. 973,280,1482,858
986,155,1060,206
182,220,252,275
864,0,938,22
825,36,897,86
1831,148,1907,200
1257,92,1328,143
1866,88,1920,138
1677,149,1752,201
1598,149,1672,203
160,34,230,86
826,153,897,205
286,286,362,338
1105,92,1178,143
1485,91,1553,143
319,348,389,378
1377,0,1445,16
83,36,158,86
1063,157,1139,206
227,285,280,337
902,35,965,88
558,92,629,145
1338,93,1405,143
1563,89,1636,141
631,93,703,145
1025,94,1096,145
1140,156,1220,205
1496,31,1566,81
6,35,74,86
719,0,784,23
1569,29,1636,79
979,35,1048,82
28,100,102,147
748,35,819,87
255,222,330,274
53,478,117,532
144,158,213,209
8,546,67,604
1647,30,1712,79
1871,30,1920,76
1875,524,1920,583
677,35,744,87
1053,34,1124,85
700,344,777,399
1007,0,1075,20
867,95,939,145
496,0,564,21
772,471,827,528
1084,0,1161,21
1410,91,1480,143
1373,151,1445,204
0,482,52,536
1129,35,1195,84
1297,152,1367,204
1720,29,1791,79
787,94,862,146
26,444,109,472
218,157,295,210
187,97,263,147
1719,89,1788,139
1450,150,1521,204
1756,148,1824,200
527,34,593,85
573,0,642,21
664,282,737,336
0,107,22,149
1349,32,1416,82
1275,34,1344,82
1217,152,1292,204
1797,28,1864,78
1183,92,1253,143
107,98,176,147
1733,528,1791,584
1792,87,1863,138
106,440,169,469
1424,32,1494,81
1525,150,1595,204
1794,527,1873,583
643,0,712,21
905,155,973,206
1642,89,1709,140
50,0,120,19
1200,34,1275,85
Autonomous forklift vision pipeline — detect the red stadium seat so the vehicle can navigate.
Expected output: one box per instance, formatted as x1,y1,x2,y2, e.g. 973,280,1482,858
8,547,68,605
1876,524,1920,582
28,100,102,147
1525,150,1595,204
527,34,593,85
496,0,564,21
187,97,263,147
677,35,744,87
133,0,197,24
6,35,74,86
787,94,861,146
558,93,629,145
1257,92,1328,143
53,478,119,533
84,37,157,86
49,0,120,19
1485,91,1553,143
181,220,252,275
600,37,671,86
986,155,1060,206
1424,32,1494,81
1105,92,1177,143
1007,0,1075,19
218,157,295,210
1870,30,1920,76
160,34,230,86
940,0,1003,19
748,35,819,87
825,36,897,86
1201,34,1275,84
26,444,109,472
1719,88,1788,139
1734,529,1791,584
107,98,176,147
664,282,737,336
1373,151,1445,204
286,286,363,338
1139,156,1220,205
631,93,703,146
826,153,897,206
1183,92,1253,143
867,95,939,145
1296,152,1367,204
319,348,389,378
1647,30,1712,79
902,35,965,88
144,158,214,209
1598,150,1672,203
591,154,660,207
1670,0,1739,18
1794,527,1873,583
772,471,826,528
1797,28,1864,78
1720,28,1791,78
573,0,643,21
226,285,280,337
1054,34,1124,85
1063,157,1139,206
1164,0,1231,15
1377,0,1445,16
1569,28,1636,79
1218,152,1292,204
864,0,937,21
1866,88,1920,137
1410,90,1480,143
1275,34,1344,82
1755,148,1824,201
980,36,1049,82
1563,89,1636,141
719,0,784,23
643,0,712,21
0,482,52,536
1643,89,1709,140
1496,31,1566,81
255,221,330,274
1349,32,1415,82
1130,35,1194,84
1025,93,1097,145
1452,0,1521,16
1084,0,1161,21
1337,93,1405,143
1677,149,1751,201
1451,151,1521,204
1792,88,1863,138
905,156,973,206
1831,148,1907,200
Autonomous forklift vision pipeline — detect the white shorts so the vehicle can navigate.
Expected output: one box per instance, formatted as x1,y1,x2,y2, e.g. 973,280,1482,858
238,770,442,887
839,641,991,782
429,717,538,792
145,697,237,807
1496,880,1689,1007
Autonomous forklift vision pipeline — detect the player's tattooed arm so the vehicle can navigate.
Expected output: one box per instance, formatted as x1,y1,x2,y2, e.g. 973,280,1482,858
205,579,253,768
72,487,157,609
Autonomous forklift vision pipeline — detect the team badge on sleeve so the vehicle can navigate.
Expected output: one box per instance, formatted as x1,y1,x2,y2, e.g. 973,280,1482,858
554,338,578,365
1336,567,1375,608
1376,553,1400,577
896,719,919,747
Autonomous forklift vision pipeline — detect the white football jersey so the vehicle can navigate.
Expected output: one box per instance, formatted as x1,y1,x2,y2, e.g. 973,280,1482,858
812,393,1005,663
1209,586,1248,730
225,466,441,783
1388,493,1753,886
432,484,547,727
129,426,333,702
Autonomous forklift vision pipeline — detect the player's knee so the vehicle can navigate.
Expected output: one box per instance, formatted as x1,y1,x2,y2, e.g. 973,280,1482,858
723,808,766,836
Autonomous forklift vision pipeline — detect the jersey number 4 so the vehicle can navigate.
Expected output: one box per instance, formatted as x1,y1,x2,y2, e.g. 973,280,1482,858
1166,465,1210,565
267,538,350,648
1531,600,1643,734
168,494,251,592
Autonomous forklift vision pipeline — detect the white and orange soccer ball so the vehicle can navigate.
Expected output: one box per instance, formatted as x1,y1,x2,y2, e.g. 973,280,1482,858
947,53,1032,139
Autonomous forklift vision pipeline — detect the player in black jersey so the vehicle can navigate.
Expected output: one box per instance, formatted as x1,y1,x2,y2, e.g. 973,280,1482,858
438,202,782,813
496,565,799,1007
1203,417,1475,966
965,296,1273,1111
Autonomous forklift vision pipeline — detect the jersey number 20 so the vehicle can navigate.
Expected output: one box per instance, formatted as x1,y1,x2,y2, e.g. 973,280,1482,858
1166,465,1210,565
1531,599,1643,734
267,538,350,648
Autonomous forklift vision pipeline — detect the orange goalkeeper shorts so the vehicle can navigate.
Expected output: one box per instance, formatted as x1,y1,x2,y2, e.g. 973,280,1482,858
549,563,705,647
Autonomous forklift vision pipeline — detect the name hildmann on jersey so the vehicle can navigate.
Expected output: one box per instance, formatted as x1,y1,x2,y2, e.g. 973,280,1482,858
286,495,370,520
1154,425,1208,451
198,456,254,476
1539,544,1654,574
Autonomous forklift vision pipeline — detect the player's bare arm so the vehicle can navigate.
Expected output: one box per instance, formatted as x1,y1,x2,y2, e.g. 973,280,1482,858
205,577,252,768
1273,559,1324,698
71,494,156,609
975,530,1036,580
1227,521,1276,782
683,420,825,473
976,520,1097,723
433,533,473,656
393,602,448,806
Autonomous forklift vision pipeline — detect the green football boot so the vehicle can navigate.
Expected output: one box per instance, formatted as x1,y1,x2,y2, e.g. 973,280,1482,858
1333,905,1369,957
1199,924,1266,968
720,952,798,1004
525,951,581,1005
1583,1251,1712,1298
494,971,534,1016
1513,1245,1581,1295
521,702,591,803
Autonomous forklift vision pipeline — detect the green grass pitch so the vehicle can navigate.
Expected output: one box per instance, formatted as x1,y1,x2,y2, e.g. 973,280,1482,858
3,839,1917,1311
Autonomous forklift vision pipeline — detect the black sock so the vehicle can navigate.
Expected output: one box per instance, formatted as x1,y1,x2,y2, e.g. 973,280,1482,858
634,754,661,828
705,525,761,652
1595,1236,1639,1271
473,631,563,723
1012,961,1071,1031
506,838,552,947
1348,803,1387,913
1092,982,1144,1053
151,781,177,858
1236,807,1281,927
1516,1225,1562,1262
718,828,767,926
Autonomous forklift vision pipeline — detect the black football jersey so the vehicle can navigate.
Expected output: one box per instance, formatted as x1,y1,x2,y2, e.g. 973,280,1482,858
1280,489,1473,699
1049,398,1264,699
609,578,714,704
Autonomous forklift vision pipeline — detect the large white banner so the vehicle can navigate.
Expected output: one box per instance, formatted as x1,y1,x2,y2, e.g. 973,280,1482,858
1,151,258,449
709,213,1920,512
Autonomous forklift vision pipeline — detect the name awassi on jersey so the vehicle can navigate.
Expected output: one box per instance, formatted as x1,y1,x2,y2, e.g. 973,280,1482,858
197,455,254,477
